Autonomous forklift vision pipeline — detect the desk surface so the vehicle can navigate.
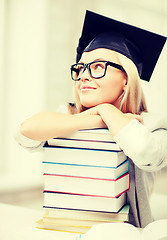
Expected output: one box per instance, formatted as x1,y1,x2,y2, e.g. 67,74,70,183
0,203,78,240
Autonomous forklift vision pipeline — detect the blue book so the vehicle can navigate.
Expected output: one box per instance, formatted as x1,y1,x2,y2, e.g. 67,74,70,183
43,146,127,168
42,160,129,180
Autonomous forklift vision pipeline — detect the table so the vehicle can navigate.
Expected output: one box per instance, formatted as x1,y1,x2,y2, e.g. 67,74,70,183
0,203,78,240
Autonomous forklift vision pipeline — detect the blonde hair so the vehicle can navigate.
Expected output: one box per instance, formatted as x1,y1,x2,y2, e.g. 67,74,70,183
116,52,148,114
72,52,148,114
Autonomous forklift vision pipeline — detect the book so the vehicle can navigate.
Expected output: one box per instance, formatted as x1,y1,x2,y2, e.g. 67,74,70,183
36,205,130,234
43,173,130,198
55,128,115,142
43,146,127,168
36,219,125,234
43,205,130,222
46,138,121,151
43,191,126,213
39,128,130,235
42,217,124,226
46,129,121,151
36,219,90,234
76,219,167,240
42,159,129,179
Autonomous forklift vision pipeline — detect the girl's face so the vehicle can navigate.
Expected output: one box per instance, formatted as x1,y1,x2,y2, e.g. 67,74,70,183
75,48,127,109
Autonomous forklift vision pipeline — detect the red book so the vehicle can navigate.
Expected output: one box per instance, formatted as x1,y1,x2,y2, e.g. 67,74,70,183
44,173,130,198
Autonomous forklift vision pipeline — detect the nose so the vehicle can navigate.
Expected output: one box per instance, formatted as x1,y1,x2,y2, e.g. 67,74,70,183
80,67,91,81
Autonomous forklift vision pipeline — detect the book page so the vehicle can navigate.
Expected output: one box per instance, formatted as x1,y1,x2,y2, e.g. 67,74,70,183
142,219,167,240
77,222,141,240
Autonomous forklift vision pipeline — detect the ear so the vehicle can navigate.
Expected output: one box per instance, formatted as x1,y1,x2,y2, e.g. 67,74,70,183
123,77,127,91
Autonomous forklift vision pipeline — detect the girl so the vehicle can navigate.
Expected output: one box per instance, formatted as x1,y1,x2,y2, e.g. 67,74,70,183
15,11,167,228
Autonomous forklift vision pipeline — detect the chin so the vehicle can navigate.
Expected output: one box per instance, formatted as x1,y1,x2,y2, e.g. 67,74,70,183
81,103,95,108
80,101,96,108
80,99,103,108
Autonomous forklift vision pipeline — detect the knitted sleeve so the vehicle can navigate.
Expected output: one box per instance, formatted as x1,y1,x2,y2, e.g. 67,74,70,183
114,118,167,172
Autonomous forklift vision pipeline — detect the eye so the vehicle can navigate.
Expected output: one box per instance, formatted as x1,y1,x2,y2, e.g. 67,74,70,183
72,64,84,77
76,64,84,73
92,62,105,71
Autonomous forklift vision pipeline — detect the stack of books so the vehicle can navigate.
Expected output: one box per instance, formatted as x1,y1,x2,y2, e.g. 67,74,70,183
37,129,130,233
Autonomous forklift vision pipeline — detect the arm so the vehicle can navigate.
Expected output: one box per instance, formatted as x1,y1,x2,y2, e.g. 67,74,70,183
81,103,143,136
20,111,106,141
114,119,167,171
82,103,167,171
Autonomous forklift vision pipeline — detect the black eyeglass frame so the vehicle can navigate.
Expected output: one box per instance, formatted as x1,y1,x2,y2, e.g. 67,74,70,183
70,60,126,81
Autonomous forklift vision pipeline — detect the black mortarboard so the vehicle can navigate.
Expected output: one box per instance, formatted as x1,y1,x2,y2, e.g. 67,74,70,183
76,10,166,81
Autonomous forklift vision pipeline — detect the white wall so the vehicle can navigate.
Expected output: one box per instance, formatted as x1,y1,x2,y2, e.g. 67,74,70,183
0,0,167,193
46,0,167,113
0,0,48,191
0,0,6,170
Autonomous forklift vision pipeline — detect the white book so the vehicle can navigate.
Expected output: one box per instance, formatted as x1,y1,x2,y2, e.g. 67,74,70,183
44,173,130,198
47,138,121,151
42,160,129,179
55,129,114,142
46,127,120,151
43,191,126,213
43,147,127,168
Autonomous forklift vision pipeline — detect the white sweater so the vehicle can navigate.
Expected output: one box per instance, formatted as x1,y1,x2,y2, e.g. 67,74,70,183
15,110,167,172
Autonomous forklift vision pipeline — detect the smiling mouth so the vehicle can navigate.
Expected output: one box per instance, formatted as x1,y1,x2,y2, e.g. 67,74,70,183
81,86,97,91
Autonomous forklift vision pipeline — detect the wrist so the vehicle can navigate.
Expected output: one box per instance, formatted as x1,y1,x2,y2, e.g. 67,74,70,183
96,104,131,136
73,113,105,130
97,103,117,118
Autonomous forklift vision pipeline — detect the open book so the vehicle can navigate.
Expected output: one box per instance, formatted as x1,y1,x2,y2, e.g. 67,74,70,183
76,220,167,240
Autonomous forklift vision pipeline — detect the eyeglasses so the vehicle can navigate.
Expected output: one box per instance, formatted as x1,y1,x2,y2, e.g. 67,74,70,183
70,60,126,81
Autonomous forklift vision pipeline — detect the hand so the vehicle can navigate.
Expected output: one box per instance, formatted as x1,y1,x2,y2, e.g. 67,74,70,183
80,103,112,116
81,104,143,124
80,103,144,136
79,105,108,128
124,113,143,124
80,105,100,116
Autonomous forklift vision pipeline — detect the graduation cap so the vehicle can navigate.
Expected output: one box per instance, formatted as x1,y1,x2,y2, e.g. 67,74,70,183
76,10,166,81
